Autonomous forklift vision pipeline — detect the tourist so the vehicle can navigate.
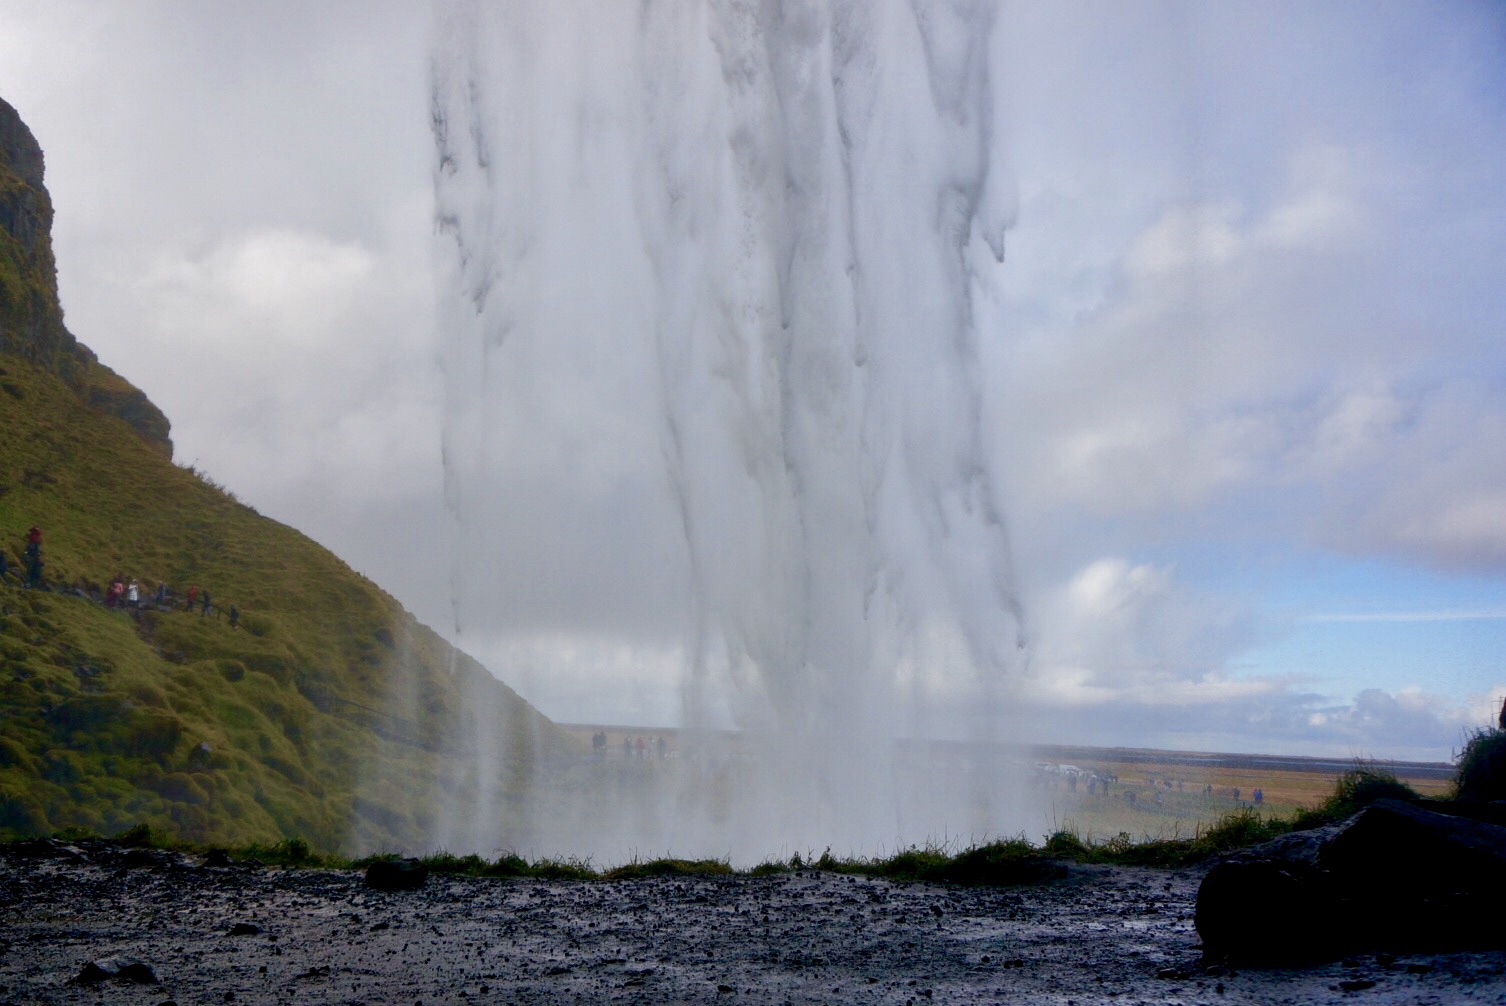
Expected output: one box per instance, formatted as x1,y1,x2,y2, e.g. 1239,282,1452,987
23,526,42,588
127,579,139,608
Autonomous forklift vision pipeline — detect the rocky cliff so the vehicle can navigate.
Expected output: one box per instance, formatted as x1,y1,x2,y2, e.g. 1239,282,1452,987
0,97,172,455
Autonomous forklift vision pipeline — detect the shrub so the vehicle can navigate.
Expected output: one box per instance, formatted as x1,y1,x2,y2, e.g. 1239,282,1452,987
1191,808,1286,857
939,838,1055,885
116,822,157,847
1454,727,1506,802
530,857,596,881
1043,829,1087,858
1316,767,1417,821
481,852,531,878
604,858,733,880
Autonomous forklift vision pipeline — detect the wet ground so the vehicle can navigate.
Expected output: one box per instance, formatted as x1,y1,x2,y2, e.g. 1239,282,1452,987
2,842,1503,1005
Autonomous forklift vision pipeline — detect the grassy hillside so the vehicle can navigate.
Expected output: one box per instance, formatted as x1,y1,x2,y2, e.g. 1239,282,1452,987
0,353,578,852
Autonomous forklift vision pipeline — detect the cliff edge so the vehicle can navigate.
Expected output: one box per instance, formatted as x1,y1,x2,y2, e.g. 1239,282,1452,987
0,97,172,455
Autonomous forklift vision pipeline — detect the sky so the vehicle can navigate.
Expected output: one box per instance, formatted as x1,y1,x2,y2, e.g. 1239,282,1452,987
1,1,1503,763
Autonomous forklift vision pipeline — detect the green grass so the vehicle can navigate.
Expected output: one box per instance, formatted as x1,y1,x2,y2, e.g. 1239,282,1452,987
0,354,577,854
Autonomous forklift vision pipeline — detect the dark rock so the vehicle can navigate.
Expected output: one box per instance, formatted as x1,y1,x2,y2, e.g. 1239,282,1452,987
73,958,159,984
123,848,170,869
202,849,234,868
1320,798,1506,898
1197,800,1506,964
73,962,111,984
364,858,430,891
7,838,86,863
227,923,262,936
116,961,160,984
1194,826,1346,965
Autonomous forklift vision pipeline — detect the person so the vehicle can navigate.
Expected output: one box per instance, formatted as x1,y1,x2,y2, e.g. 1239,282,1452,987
23,526,41,588
185,585,198,612
106,575,125,608
127,579,139,608
228,605,239,629
201,590,212,618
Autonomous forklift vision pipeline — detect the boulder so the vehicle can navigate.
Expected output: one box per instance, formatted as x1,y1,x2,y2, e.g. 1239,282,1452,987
1193,825,1345,965
73,958,159,985
1321,798,1506,897
1196,800,1506,964
363,858,430,891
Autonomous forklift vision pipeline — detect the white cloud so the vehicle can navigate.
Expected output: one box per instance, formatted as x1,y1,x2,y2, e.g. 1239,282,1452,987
0,1,1501,766
1124,203,1243,280
1020,557,1265,704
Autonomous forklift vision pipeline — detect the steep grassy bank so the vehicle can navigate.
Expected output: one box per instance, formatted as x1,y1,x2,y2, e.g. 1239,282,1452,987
0,352,577,852
0,94,577,852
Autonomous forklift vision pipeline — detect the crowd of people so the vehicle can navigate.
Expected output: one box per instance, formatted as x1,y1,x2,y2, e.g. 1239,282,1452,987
2,524,239,628
590,730,672,761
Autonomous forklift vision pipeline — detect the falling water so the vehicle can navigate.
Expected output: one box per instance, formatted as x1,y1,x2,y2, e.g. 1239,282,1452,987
427,0,1029,864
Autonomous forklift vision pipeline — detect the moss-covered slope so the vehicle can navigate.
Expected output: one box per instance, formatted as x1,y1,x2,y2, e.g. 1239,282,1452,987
0,354,577,852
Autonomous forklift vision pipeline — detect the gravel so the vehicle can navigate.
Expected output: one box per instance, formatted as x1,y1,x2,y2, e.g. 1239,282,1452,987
2,841,1503,1004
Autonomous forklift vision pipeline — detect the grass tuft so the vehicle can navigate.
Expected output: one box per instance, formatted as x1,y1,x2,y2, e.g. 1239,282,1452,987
603,857,734,880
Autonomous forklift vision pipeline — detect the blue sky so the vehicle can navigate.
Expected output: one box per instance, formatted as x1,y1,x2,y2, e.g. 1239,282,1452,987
1,2,1502,762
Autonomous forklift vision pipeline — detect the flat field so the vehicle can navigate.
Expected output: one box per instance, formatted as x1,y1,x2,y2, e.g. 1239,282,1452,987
562,726,1456,849
1025,745,1453,843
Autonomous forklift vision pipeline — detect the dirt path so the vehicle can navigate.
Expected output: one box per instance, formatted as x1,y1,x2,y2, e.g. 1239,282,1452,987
2,842,1502,1004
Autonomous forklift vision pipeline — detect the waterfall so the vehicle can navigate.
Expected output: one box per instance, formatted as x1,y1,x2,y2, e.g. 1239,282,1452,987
429,0,1028,864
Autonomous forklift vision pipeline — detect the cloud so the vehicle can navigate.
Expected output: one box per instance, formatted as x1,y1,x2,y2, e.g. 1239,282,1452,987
1006,554,1500,761
996,131,1506,578
1,1,1502,761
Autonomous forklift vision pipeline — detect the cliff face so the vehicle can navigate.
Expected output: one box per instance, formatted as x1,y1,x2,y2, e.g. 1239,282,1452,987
0,97,172,455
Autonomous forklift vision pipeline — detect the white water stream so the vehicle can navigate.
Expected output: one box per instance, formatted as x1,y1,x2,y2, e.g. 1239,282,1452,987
426,0,1029,864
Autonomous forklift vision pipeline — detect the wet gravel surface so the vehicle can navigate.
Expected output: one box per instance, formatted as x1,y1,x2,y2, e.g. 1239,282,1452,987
2,842,1503,1005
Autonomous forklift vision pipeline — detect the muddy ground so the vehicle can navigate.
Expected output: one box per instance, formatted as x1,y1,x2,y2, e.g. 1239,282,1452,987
1,842,1502,1005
